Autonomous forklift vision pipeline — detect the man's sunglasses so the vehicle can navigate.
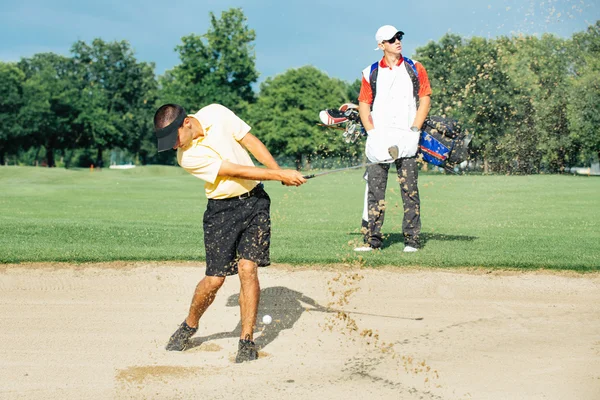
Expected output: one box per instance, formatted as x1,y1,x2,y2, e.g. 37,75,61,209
384,32,404,44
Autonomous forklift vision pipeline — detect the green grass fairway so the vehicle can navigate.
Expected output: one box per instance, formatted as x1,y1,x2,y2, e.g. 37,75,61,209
1,166,598,270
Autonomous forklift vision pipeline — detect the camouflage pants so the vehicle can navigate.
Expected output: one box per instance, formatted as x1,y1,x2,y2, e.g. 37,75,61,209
363,157,421,248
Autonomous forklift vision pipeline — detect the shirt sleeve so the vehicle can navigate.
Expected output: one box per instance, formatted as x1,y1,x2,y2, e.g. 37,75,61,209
357,76,373,104
224,107,251,141
178,146,223,184
416,62,432,98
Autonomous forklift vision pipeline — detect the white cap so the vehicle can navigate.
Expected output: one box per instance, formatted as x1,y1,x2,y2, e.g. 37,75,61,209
374,25,403,50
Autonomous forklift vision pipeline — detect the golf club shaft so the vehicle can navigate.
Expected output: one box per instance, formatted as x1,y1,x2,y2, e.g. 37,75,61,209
311,307,423,320
303,158,394,179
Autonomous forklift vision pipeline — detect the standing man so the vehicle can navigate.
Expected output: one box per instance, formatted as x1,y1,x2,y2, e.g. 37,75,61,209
153,103,306,362
354,25,432,252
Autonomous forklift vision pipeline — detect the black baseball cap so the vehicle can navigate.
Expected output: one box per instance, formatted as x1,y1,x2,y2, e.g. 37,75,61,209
154,104,187,152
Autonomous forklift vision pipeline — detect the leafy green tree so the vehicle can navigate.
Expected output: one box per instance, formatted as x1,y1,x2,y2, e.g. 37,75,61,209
416,35,515,173
458,38,511,173
0,62,25,165
18,53,80,167
71,39,157,166
568,21,600,165
499,35,573,173
346,79,361,103
415,33,465,111
158,8,258,117
249,66,351,170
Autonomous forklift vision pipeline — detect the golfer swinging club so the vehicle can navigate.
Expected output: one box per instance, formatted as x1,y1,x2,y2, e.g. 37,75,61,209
153,103,306,362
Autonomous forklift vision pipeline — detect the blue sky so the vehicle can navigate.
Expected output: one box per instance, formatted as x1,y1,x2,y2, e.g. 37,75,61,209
0,0,597,86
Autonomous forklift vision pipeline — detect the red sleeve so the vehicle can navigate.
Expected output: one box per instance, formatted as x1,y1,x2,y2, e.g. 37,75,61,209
416,62,432,98
357,76,373,104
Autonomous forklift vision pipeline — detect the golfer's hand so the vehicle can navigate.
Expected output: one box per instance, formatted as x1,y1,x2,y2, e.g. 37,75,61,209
280,170,307,187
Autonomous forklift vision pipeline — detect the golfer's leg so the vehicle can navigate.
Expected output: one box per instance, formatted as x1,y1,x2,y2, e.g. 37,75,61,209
238,259,260,341
366,163,389,248
397,157,421,247
185,276,225,328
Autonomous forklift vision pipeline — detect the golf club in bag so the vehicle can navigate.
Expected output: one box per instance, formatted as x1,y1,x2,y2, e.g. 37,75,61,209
318,103,366,144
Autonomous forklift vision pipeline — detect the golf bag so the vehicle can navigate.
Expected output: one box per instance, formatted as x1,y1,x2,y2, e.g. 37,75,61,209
319,105,471,171
419,116,472,171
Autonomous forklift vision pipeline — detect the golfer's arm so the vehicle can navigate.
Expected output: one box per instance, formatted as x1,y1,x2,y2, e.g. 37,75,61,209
412,95,431,130
358,102,374,131
239,133,280,170
218,160,284,182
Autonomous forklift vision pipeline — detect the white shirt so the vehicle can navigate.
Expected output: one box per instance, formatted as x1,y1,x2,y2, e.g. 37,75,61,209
361,62,419,162
361,60,417,130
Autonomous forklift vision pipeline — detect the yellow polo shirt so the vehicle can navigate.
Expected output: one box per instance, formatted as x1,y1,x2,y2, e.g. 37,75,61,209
177,104,259,199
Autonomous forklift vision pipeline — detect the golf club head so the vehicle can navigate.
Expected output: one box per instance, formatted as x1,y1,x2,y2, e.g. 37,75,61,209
388,145,399,160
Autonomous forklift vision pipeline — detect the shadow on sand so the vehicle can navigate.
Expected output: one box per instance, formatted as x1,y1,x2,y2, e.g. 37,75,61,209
187,286,425,351
188,286,329,350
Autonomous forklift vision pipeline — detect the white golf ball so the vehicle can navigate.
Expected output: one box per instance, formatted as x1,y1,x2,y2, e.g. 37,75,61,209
262,315,272,325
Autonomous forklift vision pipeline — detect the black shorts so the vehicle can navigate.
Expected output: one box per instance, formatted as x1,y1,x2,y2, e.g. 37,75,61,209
203,184,271,276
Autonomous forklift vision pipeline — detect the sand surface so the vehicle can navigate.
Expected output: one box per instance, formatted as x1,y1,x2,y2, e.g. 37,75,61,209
0,263,599,399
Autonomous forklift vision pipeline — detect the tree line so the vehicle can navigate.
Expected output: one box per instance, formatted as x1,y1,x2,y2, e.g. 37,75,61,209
0,8,598,174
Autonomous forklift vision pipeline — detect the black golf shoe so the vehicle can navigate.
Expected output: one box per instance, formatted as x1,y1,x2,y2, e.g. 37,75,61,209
165,321,197,351
235,339,258,363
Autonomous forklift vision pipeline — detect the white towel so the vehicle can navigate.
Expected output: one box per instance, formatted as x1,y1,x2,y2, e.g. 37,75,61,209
365,127,419,163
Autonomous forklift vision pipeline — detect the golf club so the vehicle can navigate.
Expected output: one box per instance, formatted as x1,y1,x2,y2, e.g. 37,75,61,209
303,146,399,180
311,306,423,321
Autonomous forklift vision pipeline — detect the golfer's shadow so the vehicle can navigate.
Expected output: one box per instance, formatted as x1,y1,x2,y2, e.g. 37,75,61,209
380,232,478,249
349,230,478,249
188,286,328,350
